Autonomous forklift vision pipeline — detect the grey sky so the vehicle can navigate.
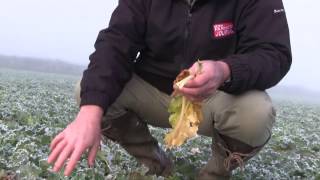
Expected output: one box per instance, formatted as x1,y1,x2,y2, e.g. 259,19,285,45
0,0,319,92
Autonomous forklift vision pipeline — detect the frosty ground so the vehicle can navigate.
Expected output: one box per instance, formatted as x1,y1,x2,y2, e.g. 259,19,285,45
0,68,319,180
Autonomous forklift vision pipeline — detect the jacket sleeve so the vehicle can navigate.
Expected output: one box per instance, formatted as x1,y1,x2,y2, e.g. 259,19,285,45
220,0,292,94
80,0,146,111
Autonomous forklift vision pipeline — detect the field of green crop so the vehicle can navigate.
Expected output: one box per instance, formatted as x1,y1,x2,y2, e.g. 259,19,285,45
0,68,319,180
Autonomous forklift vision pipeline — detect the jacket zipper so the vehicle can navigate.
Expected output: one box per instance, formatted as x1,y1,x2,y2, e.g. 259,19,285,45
183,4,193,69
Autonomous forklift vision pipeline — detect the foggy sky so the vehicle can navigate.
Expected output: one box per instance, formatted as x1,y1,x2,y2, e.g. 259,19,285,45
0,0,319,91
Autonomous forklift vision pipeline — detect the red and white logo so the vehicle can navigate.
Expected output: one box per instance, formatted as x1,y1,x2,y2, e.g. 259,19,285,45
212,22,235,39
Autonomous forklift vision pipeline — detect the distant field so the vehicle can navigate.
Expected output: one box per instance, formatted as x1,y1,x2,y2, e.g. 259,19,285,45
0,68,319,180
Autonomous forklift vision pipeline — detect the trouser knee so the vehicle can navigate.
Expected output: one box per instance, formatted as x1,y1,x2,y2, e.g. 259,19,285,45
215,91,276,147
235,102,275,147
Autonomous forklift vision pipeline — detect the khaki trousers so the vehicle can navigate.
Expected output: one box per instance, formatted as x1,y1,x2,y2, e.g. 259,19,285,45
76,74,275,148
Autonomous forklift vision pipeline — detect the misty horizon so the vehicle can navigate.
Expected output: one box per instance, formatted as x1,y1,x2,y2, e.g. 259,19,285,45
2,54,320,102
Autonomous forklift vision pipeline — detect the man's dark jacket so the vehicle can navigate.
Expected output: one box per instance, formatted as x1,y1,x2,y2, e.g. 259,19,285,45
80,0,292,111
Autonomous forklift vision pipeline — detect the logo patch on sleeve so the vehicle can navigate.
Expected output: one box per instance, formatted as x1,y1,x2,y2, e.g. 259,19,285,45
212,22,235,39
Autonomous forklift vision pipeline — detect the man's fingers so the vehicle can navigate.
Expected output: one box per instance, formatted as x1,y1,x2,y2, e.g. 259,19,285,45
88,142,100,167
179,84,209,97
50,132,64,150
188,62,201,75
53,145,74,172
64,145,86,176
48,140,67,164
184,74,209,88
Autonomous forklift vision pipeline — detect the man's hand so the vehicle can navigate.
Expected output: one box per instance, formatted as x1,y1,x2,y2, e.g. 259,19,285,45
47,105,103,176
176,60,230,102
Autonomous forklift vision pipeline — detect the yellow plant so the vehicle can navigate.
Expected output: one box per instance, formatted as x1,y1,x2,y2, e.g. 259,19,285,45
165,61,203,148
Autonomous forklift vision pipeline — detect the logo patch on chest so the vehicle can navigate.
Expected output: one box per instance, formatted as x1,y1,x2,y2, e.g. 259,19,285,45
212,22,235,39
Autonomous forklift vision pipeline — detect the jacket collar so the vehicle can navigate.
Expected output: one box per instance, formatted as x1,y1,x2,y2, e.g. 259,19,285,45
185,0,198,8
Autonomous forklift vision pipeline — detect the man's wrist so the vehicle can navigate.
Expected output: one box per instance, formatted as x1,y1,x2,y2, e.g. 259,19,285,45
216,61,231,83
79,105,104,123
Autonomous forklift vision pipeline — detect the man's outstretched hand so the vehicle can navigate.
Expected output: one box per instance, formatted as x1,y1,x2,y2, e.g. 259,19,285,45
48,105,103,176
176,60,230,102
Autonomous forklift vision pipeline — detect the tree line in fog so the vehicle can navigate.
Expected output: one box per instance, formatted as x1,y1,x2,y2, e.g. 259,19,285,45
0,55,85,76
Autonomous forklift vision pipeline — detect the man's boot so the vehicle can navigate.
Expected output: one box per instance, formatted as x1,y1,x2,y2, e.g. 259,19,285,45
101,111,173,177
197,129,269,180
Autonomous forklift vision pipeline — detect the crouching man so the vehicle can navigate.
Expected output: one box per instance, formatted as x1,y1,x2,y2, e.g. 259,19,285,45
48,0,291,179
